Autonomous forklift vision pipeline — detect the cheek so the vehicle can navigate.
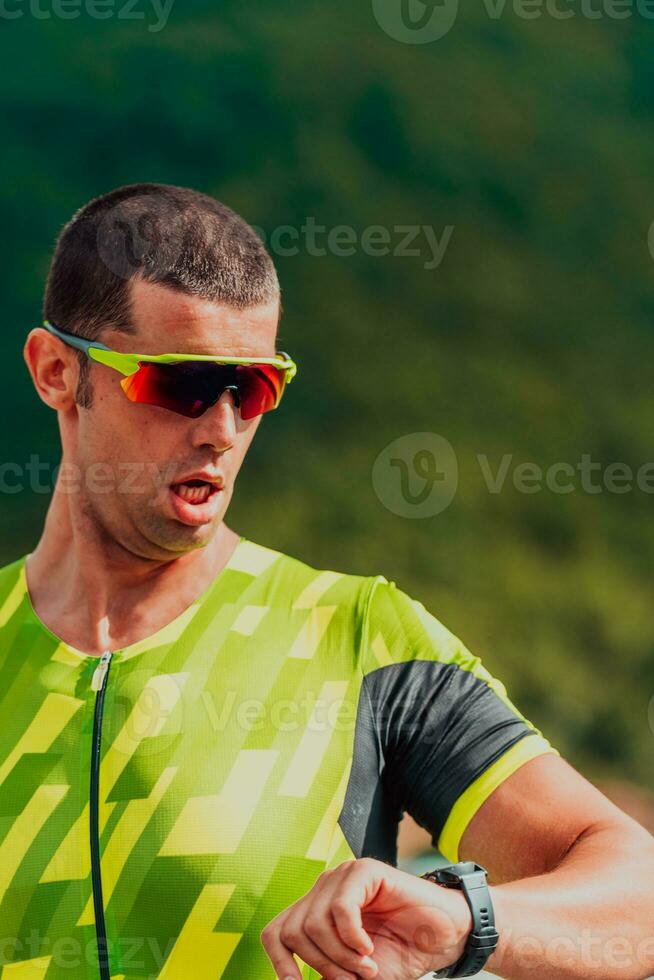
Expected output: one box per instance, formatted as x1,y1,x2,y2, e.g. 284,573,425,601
88,372,132,432
236,417,262,457
83,379,178,475
245,414,263,439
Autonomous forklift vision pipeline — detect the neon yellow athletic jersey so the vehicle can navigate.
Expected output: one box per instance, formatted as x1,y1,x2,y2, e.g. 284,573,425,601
0,536,556,979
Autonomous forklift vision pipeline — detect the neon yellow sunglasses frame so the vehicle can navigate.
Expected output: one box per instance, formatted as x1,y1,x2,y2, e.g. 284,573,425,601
42,319,298,384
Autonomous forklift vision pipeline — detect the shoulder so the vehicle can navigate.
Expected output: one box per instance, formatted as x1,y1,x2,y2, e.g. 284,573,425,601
357,573,512,693
241,539,464,657
241,537,380,611
240,540,478,675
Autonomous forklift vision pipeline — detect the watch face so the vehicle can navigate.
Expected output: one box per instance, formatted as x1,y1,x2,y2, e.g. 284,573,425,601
437,868,461,886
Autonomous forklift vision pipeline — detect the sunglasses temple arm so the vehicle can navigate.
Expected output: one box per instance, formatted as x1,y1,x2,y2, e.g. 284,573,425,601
42,320,114,357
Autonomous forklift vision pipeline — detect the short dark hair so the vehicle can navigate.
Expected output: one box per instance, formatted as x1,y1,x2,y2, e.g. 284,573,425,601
43,182,280,407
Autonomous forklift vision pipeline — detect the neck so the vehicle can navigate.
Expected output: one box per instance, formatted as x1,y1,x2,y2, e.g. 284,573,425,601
24,479,241,656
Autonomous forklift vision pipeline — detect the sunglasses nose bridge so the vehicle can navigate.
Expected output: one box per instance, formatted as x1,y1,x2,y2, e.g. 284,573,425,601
201,384,241,422
222,384,240,409
200,377,240,413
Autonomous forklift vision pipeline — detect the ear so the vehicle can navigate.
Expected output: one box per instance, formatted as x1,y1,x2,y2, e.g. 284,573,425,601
23,327,81,412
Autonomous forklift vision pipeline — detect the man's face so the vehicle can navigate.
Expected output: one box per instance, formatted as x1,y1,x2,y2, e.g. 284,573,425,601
67,278,280,560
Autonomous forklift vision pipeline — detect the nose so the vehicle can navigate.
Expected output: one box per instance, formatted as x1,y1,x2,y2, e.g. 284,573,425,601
189,387,239,452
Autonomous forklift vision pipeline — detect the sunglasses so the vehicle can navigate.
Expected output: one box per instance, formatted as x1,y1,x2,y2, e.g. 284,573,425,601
42,320,297,421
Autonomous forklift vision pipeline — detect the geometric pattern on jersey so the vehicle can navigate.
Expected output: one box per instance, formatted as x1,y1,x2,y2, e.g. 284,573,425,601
0,536,556,978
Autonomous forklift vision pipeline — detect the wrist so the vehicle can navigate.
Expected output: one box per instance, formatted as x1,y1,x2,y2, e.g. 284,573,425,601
439,889,474,969
420,879,473,972
421,862,499,978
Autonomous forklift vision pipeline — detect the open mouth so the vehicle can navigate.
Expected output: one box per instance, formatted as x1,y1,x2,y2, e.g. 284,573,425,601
170,479,221,505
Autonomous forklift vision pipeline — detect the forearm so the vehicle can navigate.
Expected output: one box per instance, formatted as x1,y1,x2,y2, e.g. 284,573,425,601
484,823,654,980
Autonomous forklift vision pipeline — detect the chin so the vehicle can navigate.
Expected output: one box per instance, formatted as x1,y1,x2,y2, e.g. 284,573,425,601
141,518,222,557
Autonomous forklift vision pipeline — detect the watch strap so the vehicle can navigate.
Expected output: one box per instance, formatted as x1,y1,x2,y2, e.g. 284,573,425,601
422,863,499,978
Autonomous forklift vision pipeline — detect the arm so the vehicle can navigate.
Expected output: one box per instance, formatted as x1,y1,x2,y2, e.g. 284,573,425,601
261,577,654,979
359,577,654,977
460,752,654,980
260,755,654,980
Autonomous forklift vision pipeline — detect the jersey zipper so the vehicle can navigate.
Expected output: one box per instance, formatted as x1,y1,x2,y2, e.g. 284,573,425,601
90,650,113,980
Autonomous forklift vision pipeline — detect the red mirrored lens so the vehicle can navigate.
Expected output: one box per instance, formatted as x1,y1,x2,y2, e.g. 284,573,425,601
120,361,286,420
234,364,284,419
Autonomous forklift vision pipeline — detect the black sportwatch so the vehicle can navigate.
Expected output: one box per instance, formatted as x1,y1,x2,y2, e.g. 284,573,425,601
421,861,499,978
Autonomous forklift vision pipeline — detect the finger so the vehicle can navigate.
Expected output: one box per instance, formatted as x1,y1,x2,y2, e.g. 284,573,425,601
302,867,376,966
278,911,365,980
303,907,378,978
331,892,376,956
260,921,302,980
330,860,380,954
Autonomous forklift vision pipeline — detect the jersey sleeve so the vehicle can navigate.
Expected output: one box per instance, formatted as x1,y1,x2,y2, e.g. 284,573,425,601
359,575,558,863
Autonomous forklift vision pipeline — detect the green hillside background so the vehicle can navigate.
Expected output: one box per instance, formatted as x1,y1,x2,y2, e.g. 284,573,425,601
1,1,653,789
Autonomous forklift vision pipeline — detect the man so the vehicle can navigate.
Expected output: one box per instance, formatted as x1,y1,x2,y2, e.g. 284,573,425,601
0,182,652,980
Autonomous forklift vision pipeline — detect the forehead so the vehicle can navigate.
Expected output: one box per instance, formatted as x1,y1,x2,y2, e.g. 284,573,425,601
106,278,280,357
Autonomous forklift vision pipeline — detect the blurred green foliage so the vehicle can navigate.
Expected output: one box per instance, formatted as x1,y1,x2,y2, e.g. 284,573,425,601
1,0,653,786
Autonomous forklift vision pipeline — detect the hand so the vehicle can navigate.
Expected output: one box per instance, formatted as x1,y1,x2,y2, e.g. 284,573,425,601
260,857,473,980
